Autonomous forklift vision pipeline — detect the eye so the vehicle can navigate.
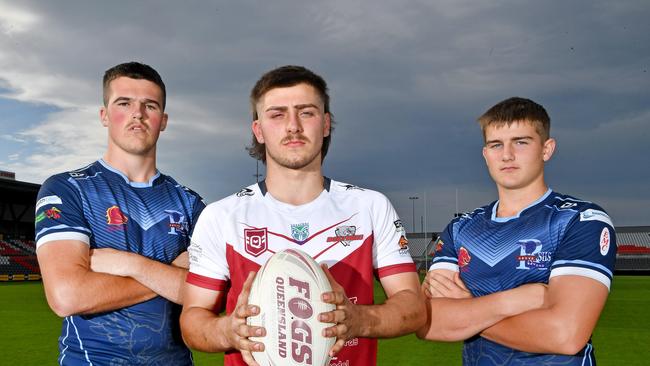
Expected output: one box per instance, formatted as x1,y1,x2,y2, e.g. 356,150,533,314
300,110,315,117
146,104,158,111
488,143,502,149
117,101,129,107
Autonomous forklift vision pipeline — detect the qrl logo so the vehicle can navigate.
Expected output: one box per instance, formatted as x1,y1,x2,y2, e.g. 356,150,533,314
288,277,313,365
244,228,267,257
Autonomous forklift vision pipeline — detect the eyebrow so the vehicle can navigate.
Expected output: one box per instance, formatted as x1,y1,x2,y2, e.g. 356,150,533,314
485,136,534,145
264,103,320,112
112,96,161,108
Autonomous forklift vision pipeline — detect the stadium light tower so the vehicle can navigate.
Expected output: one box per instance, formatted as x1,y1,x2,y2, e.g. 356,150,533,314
409,196,419,233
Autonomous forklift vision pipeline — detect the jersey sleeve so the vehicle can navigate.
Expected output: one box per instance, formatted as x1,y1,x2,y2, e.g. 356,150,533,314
428,220,459,272
370,192,416,278
187,204,230,291
550,207,617,290
188,194,206,238
35,175,91,249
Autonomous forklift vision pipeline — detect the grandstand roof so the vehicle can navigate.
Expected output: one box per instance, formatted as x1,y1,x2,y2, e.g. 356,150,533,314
0,179,40,205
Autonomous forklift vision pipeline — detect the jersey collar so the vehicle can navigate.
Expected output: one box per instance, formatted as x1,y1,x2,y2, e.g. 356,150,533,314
491,188,552,222
98,159,161,188
257,177,331,196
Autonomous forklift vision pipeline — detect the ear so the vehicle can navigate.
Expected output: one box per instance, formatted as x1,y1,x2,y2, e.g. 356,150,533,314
252,120,264,143
323,113,331,137
99,107,109,127
160,113,168,132
542,138,556,162
482,145,488,162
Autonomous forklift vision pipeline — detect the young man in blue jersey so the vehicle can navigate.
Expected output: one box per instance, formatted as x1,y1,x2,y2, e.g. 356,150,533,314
35,62,205,365
417,97,616,365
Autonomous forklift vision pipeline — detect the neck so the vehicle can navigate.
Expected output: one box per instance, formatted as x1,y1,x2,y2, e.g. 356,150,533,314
495,181,548,218
103,147,158,183
264,161,325,206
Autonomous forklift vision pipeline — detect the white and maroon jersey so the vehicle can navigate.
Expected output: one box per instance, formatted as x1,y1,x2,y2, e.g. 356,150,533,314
187,178,416,366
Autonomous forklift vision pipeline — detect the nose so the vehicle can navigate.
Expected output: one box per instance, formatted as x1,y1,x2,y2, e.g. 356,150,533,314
132,101,145,120
502,143,514,161
286,111,303,134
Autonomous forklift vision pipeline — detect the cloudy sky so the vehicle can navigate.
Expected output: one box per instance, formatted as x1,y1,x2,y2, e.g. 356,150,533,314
0,0,648,231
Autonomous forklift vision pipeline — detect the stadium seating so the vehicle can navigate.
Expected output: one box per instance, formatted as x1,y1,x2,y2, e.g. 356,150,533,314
0,238,41,280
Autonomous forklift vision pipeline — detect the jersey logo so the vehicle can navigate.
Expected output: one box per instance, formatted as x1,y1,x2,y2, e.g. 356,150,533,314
580,209,614,228
600,227,611,256
36,195,62,212
37,207,61,223
236,188,255,197
515,239,551,270
165,210,188,236
458,247,471,269
340,184,364,191
398,235,410,256
326,226,363,247
245,228,268,257
106,206,128,225
291,223,310,242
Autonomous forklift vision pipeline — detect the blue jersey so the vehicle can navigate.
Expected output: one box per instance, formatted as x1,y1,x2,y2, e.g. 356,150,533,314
430,189,616,365
35,160,205,366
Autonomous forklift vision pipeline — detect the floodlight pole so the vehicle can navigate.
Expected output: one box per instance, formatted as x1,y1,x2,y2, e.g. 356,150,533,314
409,196,419,233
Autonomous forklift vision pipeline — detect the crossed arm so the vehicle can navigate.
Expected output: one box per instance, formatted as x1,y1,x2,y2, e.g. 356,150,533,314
180,268,424,366
37,240,189,317
418,269,609,355
416,269,546,341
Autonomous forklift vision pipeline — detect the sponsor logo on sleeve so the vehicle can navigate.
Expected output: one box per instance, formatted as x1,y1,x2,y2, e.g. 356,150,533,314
600,227,610,256
245,228,268,257
435,239,444,252
580,209,614,228
35,195,62,212
398,235,410,255
106,206,128,225
36,206,61,223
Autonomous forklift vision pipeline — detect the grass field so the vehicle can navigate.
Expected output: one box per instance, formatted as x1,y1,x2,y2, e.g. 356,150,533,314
1,276,649,365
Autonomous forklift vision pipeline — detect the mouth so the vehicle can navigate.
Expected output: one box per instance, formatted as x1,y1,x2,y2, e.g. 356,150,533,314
500,166,518,172
282,135,308,147
127,124,147,133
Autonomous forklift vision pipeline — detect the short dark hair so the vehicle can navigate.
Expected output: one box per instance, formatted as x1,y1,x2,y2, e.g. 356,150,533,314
103,62,166,110
478,97,550,142
247,65,335,163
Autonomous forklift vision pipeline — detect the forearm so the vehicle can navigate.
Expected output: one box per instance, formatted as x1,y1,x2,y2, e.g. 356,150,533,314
481,308,577,354
418,286,542,342
357,289,425,338
180,306,232,352
124,256,188,304
43,269,156,317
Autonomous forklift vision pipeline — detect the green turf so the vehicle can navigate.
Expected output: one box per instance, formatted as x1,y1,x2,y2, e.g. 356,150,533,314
2,277,649,365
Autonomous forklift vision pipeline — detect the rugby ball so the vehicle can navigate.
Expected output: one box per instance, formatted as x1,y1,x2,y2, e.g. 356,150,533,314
247,249,335,366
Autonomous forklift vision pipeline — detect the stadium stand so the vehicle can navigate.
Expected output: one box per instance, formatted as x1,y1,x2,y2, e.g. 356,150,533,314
614,226,650,273
0,173,40,281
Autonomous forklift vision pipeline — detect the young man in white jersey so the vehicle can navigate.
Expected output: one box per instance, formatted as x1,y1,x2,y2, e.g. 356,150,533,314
180,65,424,366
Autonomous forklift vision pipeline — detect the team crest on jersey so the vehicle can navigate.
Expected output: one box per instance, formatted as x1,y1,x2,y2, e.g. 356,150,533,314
106,206,128,225
326,226,363,247
236,188,255,197
165,210,188,236
46,207,61,219
435,239,444,252
398,235,410,256
600,228,610,256
291,223,310,242
394,220,405,234
458,247,471,270
515,239,551,270
245,228,268,257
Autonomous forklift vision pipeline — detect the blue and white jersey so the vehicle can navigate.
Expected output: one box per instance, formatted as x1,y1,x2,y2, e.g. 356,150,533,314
430,189,616,365
35,160,205,366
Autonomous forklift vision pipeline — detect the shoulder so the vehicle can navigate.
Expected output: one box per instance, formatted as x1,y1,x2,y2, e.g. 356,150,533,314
329,179,390,203
547,191,613,227
161,174,204,202
202,183,261,217
39,162,98,193
450,204,491,228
